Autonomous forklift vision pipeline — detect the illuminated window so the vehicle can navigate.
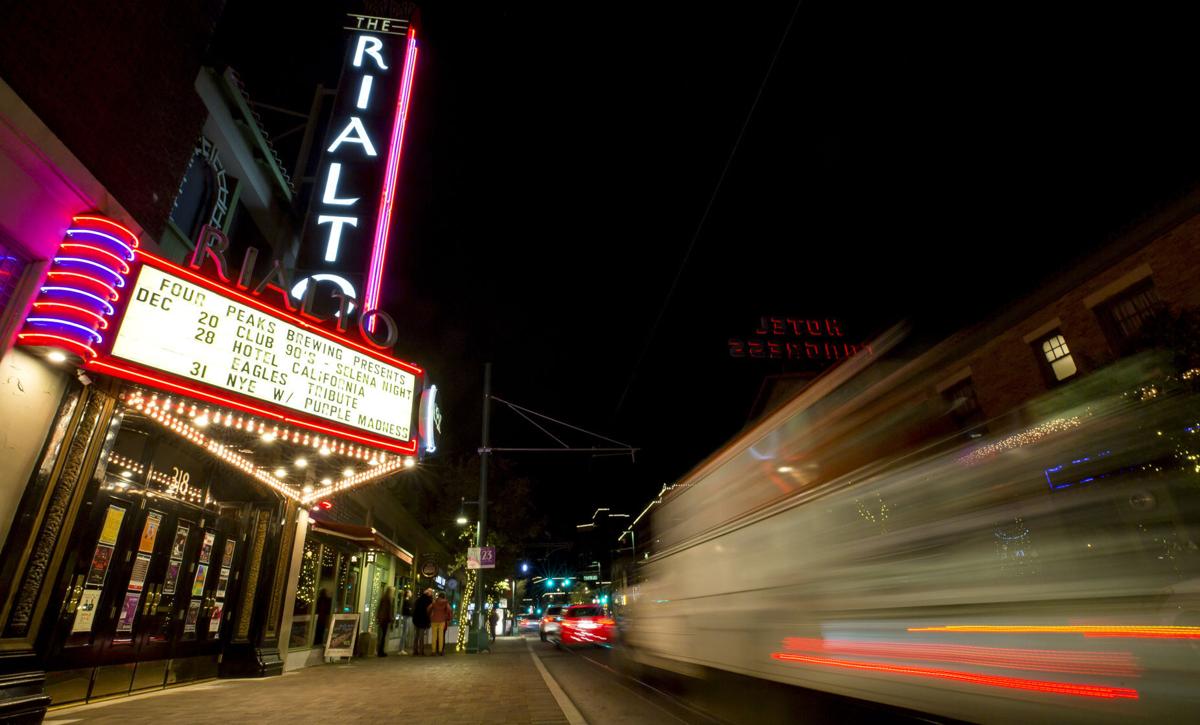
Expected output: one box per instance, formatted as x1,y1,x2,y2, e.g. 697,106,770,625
1101,282,1163,349
1039,333,1077,382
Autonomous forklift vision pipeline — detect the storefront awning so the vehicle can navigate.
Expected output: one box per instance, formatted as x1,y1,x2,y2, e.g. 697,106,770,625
309,518,413,564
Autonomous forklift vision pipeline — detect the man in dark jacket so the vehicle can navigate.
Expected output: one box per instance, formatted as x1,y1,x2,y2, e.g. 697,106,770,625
375,586,395,657
412,588,433,656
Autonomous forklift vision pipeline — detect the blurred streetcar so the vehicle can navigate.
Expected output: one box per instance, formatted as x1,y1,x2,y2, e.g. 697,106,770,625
621,328,1200,723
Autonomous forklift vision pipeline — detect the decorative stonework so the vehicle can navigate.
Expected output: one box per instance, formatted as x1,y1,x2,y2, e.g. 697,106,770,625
236,510,269,640
5,389,104,637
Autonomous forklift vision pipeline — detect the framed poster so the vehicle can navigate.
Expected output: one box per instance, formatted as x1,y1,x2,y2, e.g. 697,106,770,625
71,589,102,633
191,564,208,597
116,592,141,632
199,531,215,564
221,539,236,568
85,544,114,587
324,613,360,658
138,512,162,553
216,568,230,599
99,505,126,545
208,602,223,638
163,560,181,595
128,553,151,592
184,599,201,633
170,525,189,560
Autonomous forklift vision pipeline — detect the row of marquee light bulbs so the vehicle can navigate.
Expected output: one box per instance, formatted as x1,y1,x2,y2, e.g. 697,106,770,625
121,391,416,503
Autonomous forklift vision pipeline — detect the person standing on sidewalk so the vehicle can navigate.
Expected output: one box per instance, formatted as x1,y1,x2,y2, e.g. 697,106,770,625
412,588,433,656
399,591,413,654
375,586,395,657
429,592,453,656
488,607,499,642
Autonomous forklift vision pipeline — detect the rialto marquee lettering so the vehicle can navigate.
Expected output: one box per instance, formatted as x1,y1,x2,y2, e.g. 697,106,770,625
294,11,418,326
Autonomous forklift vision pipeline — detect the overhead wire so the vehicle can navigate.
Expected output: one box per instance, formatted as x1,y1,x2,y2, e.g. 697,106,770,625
613,0,806,420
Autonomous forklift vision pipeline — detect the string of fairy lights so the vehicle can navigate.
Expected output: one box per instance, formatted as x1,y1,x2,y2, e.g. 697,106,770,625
957,416,1083,467
120,390,417,504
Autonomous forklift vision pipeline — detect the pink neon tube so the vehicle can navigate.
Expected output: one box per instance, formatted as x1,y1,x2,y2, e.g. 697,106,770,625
364,26,419,331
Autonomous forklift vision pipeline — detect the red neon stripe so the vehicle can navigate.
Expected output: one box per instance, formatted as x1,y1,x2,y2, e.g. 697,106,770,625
770,653,1138,700
86,358,418,455
138,252,422,375
72,215,140,247
32,302,109,329
46,271,119,301
16,333,97,358
59,243,132,274
365,28,419,329
780,638,1140,677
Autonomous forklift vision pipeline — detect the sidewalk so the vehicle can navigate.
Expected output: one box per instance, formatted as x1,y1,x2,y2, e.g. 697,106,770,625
44,637,571,725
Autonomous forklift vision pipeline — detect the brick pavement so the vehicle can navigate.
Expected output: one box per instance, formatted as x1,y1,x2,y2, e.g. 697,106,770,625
44,637,571,725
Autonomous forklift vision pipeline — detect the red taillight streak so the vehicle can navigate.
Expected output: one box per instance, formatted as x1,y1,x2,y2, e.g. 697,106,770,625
73,215,140,247
1083,632,1200,639
16,333,97,359
86,359,419,455
910,625,1200,639
770,653,1138,700
781,638,1138,677
139,252,422,375
32,302,110,329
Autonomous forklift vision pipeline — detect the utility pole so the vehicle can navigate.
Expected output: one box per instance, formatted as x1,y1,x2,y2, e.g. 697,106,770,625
474,363,492,645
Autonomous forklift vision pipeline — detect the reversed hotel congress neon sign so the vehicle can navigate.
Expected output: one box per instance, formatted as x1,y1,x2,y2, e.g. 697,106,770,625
294,11,419,331
19,215,424,455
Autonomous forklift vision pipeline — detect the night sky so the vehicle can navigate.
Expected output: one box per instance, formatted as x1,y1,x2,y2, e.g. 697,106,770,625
210,3,1200,537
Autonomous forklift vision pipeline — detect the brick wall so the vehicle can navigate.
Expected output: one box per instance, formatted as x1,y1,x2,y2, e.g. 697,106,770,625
0,1,226,237
950,211,1200,421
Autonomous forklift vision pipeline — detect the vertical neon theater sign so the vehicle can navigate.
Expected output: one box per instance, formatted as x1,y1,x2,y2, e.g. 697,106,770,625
292,11,419,331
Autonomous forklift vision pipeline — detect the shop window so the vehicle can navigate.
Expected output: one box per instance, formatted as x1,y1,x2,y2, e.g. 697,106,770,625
289,539,320,649
1038,332,1077,383
1099,282,1163,353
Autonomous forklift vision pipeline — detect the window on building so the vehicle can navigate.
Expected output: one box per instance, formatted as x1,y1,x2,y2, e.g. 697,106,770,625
941,377,985,430
1100,282,1163,351
1039,333,1077,382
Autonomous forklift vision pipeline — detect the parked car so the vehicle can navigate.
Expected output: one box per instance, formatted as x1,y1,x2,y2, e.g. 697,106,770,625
539,605,564,641
554,604,615,647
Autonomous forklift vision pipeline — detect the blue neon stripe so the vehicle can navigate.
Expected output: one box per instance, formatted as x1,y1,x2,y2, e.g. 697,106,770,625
25,317,103,343
39,286,115,315
53,257,125,287
66,228,135,260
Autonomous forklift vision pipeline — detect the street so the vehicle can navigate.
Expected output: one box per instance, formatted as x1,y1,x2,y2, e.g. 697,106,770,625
36,634,941,724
